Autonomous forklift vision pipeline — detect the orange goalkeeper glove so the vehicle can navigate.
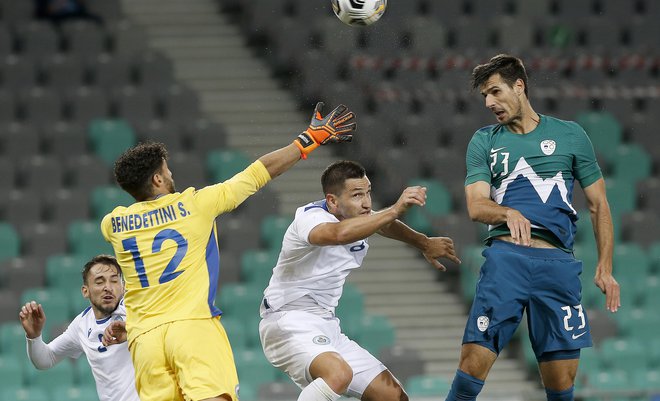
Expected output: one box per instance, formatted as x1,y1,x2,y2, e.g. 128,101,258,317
294,102,357,159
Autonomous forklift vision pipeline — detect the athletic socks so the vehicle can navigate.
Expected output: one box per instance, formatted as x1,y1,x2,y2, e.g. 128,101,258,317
445,369,485,401
298,378,341,401
545,386,574,401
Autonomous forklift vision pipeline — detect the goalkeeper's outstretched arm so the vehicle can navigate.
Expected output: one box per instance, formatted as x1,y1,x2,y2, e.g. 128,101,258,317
259,102,357,178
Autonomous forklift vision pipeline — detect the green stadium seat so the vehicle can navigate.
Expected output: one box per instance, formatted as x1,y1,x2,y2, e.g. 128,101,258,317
633,370,660,392
52,385,99,401
352,314,395,356
403,178,453,235
20,288,71,337
45,254,89,293
75,357,96,388
648,242,660,275
260,214,292,251
220,317,248,351
459,246,484,304
599,338,647,371
206,149,251,183
240,249,278,289
406,375,451,398
335,283,365,323
67,220,114,259
0,223,20,263
216,283,262,319
583,369,628,400
605,178,636,216
0,323,28,357
234,349,278,396
70,291,91,317
90,186,134,219
575,111,623,163
0,355,24,390
612,144,652,184
25,360,76,391
1,387,50,401
88,119,136,167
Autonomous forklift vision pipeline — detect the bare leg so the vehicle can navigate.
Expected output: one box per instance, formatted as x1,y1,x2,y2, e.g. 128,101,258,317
308,351,353,394
457,343,498,380
361,370,408,401
538,359,578,391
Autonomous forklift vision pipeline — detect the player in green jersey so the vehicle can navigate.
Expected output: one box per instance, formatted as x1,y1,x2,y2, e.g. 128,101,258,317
445,55,620,401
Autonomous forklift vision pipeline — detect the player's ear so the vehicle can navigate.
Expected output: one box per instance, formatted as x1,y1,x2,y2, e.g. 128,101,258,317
81,285,90,299
326,193,338,211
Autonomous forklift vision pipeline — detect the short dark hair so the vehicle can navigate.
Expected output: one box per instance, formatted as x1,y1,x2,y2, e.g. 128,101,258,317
321,160,366,195
114,142,168,201
82,254,122,285
472,54,529,97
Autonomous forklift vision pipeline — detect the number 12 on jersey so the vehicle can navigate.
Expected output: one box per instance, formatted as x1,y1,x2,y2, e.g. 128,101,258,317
122,228,188,288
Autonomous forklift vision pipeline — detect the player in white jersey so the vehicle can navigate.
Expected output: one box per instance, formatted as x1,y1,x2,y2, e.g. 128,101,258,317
19,255,139,401
260,160,461,401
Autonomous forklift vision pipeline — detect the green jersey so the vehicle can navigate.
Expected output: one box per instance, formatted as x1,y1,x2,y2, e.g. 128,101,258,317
465,114,602,251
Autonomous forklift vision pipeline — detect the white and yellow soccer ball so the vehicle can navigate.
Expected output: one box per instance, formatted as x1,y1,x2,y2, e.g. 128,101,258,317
331,0,387,26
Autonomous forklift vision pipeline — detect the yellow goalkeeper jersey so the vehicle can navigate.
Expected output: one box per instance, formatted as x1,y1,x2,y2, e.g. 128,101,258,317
101,161,271,343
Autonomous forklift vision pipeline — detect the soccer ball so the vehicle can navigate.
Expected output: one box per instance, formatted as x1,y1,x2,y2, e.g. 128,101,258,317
331,0,387,26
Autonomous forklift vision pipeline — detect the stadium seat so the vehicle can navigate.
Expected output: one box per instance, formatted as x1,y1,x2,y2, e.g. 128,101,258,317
260,214,292,251
18,155,64,194
575,111,623,163
605,179,636,217
160,84,200,124
46,189,92,224
0,355,23,389
2,189,43,227
599,338,647,372
90,185,134,219
612,144,652,184
0,387,50,401
0,322,28,357
349,314,395,356
0,257,47,298
67,87,110,124
220,317,248,351
42,122,88,159
404,178,453,235
0,122,40,160
74,357,96,388
88,53,134,89
216,283,262,319
67,220,114,259
613,243,650,283
185,118,228,154
0,289,20,325
15,21,60,59
70,291,91,318
66,155,112,189
20,223,68,258
19,87,63,126
257,381,300,401
46,254,88,292
0,223,20,263
25,359,76,391
406,375,451,398
206,149,251,183
165,152,207,190
217,215,262,256
622,210,660,248
233,348,278,397
135,120,184,153
88,118,136,166
61,20,107,57
1,56,37,92
240,249,278,289
335,283,365,323
459,245,485,303
648,242,660,275
52,385,100,401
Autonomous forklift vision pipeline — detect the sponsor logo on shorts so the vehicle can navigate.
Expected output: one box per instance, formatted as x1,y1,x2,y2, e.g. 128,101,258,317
572,331,586,340
477,316,489,332
540,140,556,155
312,335,331,345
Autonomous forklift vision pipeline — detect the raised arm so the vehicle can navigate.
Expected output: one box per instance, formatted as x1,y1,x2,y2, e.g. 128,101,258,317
258,102,356,179
583,177,620,312
465,180,531,246
309,186,426,246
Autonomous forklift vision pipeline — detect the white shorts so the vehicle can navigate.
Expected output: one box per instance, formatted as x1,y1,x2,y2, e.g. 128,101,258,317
259,310,387,398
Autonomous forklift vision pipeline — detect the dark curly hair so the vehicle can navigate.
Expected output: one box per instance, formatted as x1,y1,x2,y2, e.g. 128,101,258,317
114,142,168,201
321,160,366,196
472,54,529,97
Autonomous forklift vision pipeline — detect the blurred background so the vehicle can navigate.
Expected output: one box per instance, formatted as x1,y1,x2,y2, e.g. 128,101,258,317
0,0,658,400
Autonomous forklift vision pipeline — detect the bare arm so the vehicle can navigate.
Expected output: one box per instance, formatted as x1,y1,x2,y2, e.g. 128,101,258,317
465,181,531,246
378,219,461,271
583,177,620,312
258,143,301,180
309,187,426,246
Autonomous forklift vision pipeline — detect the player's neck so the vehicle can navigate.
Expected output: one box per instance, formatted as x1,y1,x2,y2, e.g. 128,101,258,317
507,107,540,134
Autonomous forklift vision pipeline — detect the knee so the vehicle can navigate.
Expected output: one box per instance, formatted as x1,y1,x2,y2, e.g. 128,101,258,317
322,361,353,394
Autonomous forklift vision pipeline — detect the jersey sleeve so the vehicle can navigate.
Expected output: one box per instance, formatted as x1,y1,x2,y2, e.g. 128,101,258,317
571,124,603,188
194,160,272,217
26,317,84,369
465,131,492,186
295,207,337,245
100,213,112,242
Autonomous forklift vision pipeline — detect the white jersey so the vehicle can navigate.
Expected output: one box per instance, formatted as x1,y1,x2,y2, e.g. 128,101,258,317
26,299,139,401
262,200,369,315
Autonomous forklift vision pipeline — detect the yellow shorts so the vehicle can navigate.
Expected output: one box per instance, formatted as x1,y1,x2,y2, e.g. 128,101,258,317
130,317,239,401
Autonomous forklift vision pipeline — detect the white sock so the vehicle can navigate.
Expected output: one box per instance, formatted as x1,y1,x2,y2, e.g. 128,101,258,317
298,378,341,401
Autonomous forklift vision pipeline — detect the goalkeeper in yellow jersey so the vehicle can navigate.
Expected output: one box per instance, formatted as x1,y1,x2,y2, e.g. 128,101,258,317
100,103,356,401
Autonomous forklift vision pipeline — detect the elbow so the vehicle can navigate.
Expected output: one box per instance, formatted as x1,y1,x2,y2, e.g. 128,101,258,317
467,208,480,222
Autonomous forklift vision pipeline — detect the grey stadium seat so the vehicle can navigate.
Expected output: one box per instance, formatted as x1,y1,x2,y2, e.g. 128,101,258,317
19,223,68,259
42,121,88,158
18,155,65,194
46,188,91,224
0,122,40,159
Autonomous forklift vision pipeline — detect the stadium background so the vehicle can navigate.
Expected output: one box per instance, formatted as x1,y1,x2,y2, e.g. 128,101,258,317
0,0,658,400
